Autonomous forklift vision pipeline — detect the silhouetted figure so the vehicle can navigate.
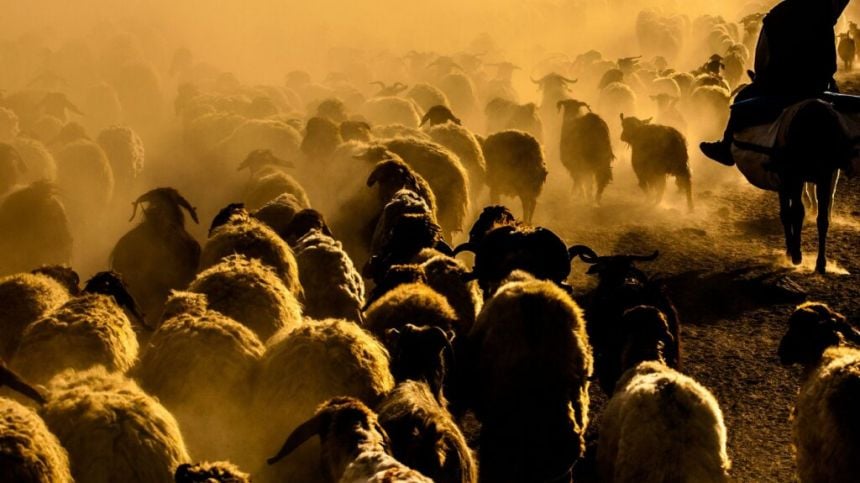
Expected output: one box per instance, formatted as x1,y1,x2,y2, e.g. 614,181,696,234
701,0,851,165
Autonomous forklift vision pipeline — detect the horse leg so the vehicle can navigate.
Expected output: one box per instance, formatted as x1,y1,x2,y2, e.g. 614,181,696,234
802,183,818,216
779,182,805,265
815,171,840,274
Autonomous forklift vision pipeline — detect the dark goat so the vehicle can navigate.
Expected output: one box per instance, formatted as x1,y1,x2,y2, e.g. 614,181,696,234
571,245,681,395
384,324,455,404
111,188,200,327
778,302,860,366
454,206,576,296
558,99,614,203
619,114,692,211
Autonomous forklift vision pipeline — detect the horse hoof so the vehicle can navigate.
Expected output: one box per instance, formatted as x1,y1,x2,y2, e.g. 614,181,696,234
791,253,803,265
815,262,827,274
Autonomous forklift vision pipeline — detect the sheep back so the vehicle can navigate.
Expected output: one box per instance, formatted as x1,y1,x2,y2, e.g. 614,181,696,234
0,272,72,359
293,231,365,322
188,255,302,341
41,368,190,483
364,283,461,338
0,398,72,483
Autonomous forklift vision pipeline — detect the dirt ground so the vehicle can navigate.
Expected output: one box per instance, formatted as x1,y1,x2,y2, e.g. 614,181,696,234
516,93,860,482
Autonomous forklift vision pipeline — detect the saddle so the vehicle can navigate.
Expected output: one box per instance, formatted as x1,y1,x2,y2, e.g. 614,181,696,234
731,94,860,190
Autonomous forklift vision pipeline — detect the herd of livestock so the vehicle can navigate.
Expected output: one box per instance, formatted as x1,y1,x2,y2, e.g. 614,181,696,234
0,3,859,483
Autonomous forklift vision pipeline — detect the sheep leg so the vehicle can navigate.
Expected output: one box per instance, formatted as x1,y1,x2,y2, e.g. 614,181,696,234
814,171,840,274
521,196,537,224
653,176,666,205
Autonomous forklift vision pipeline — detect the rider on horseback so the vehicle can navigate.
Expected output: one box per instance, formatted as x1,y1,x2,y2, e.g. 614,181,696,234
700,0,851,166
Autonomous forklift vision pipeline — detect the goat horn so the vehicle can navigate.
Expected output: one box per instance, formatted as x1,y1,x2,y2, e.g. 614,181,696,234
568,245,599,263
452,242,476,255
268,412,325,465
628,251,660,262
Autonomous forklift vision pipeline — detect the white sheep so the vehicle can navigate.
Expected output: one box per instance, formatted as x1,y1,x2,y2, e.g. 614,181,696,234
254,318,395,483
597,306,730,483
134,290,265,464
11,271,142,384
201,204,303,299
188,254,302,341
41,367,190,483
777,302,860,483
0,397,72,482
0,266,78,359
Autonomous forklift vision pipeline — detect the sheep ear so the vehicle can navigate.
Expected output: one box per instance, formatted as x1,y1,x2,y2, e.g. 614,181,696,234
367,165,383,187
619,113,625,121
644,117,653,124
173,191,199,224
267,412,326,465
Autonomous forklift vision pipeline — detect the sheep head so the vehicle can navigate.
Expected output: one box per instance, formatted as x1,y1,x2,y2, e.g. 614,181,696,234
282,208,332,245
366,159,420,203
84,271,150,330
129,187,199,227
778,302,860,366
237,149,294,175
385,324,455,404
619,114,652,144
456,205,519,254
570,245,658,286
557,99,591,116
208,203,247,237
267,397,390,483
619,306,676,372
420,105,461,127
31,265,80,295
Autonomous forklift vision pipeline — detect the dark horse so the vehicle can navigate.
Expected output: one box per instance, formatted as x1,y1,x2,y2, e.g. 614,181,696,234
735,99,851,274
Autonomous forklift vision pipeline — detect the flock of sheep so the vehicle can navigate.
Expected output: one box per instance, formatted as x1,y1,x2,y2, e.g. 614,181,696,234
0,1,858,482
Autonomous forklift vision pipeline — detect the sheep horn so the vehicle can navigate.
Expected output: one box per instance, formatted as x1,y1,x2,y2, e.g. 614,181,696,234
568,245,599,263
367,164,385,187
0,362,46,405
559,76,578,84
173,191,199,224
530,75,546,84
419,111,431,127
452,242,476,255
128,200,141,222
628,251,660,262
434,240,455,256
267,412,326,465
64,99,84,116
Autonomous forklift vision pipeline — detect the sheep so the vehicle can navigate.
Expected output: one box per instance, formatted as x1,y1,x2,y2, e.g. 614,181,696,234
12,137,56,183
364,190,444,282
302,116,343,163
201,203,303,298
255,319,395,482
651,93,687,133
376,137,470,237
96,125,144,195
598,81,638,121
483,98,543,141
315,98,349,124
558,99,615,204
619,114,693,212
40,367,190,483
134,290,265,463
11,271,144,384
0,142,26,196
597,306,730,483
188,254,302,341
372,123,430,140
174,461,251,483
53,138,114,222
479,130,547,224
364,279,462,340
688,84,730,139
438,73,479,124
284,210,365,323
266,397,432,483
465,272,592,483
425,118,487,197
570,245,681,395
0,181,73,276
777,302,860,483
361,96,422,128
251,192,305,240
407,83,450,113
416,251,483,332
0,265,78,359
0,363,72,483
454,206,577,296
111,188,201,327
376,381,477,483
339,120,372,143
216,119,303,168
238,149,310,210
364,156,438,216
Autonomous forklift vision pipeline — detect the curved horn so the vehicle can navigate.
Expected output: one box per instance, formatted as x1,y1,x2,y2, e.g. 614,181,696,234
560,76,578,84
64,99,83,116
629,250,660,262
434,240,455,256
367,163,386,187
530,75,546,84
568,245,599,263
452,242,476,256
419,111,431,127
267,412,325,465
0,362,45,405
173,191,199,224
